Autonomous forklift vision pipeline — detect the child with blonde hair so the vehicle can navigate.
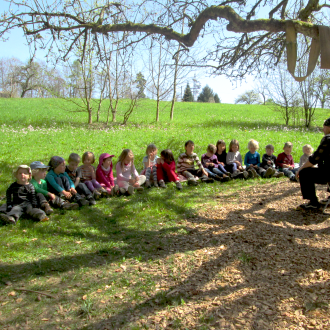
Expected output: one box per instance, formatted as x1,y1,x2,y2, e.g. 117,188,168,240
116,149,146,195
142,144,159,188
244,139,269,178
0,165,49,224
78,151,106,198
226,139,248,179
299,144,314,168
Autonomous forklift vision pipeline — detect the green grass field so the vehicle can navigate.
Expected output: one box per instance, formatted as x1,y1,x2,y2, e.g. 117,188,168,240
0,98,328,329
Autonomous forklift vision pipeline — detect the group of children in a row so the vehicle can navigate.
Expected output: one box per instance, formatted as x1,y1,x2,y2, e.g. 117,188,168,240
0,139,313,225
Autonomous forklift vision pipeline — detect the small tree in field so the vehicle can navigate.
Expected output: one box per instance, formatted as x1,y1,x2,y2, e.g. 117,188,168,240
197,85,214,102
183,83,193,102
135,72,146,98
235,90,261,104
214,93,221,103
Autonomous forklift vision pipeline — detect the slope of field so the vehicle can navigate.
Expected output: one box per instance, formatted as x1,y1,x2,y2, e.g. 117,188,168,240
0,98,329,329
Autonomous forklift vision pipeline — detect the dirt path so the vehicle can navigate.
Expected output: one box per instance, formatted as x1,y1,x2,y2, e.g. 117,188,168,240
93,181,330,329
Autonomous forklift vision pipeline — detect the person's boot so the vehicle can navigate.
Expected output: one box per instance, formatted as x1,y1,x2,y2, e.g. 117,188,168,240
42,202,54,215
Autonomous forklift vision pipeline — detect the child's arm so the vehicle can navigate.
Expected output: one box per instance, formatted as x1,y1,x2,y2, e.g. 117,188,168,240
244,153,251,168
31,179,49,197
96,166,111,188
91,166,96,180
5,184,14,211
116,163,129,182
46,172,66,194
29,184,39,208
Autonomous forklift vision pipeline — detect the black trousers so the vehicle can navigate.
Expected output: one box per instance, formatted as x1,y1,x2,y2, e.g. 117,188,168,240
76,182,93,198
36,193,64,208
299,167,330,201
47,177,83,201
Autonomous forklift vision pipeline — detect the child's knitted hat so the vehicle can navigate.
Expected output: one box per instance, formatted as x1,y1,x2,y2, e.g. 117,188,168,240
48,156,65,170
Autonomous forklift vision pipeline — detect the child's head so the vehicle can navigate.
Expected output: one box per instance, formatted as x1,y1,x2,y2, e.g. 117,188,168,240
146,144,157,156
265,144,274,156
206,144,216,155
30,161,49,180
229,139,239,152
247,139,259,153
302,144,313,155
283,142,293,155
185,140,195,155
67,153,80,171
160,149,174,163
118,149,134,169
48,156,66,174
82,151,95,165
216,140,226,153
13,165,31,184
99,153,114,169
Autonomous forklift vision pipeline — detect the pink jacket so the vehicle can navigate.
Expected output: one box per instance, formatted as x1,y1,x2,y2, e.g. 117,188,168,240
96,153,115,188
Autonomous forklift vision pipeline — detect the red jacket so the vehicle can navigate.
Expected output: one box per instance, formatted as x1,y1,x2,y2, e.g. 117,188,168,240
96,153,115,188
276,152,294,168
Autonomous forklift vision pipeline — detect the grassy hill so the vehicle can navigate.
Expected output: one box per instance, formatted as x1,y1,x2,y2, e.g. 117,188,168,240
0,98,329,329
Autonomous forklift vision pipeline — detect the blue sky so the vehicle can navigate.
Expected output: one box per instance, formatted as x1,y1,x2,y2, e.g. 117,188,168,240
0,2,254,103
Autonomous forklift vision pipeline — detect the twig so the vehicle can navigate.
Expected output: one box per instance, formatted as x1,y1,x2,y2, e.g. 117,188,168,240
14,288,56,298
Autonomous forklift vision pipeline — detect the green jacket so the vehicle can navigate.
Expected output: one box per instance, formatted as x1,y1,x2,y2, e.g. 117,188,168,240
30,178,49,197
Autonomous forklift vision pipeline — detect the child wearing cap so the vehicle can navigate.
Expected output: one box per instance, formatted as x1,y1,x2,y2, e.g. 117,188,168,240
30,161,79,211
0,165,49,224
96,153,118,195
45,156,89,207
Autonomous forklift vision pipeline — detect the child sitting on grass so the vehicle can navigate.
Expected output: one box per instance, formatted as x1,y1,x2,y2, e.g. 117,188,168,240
30,161,79,213
226,139,248,179
96,153,118,196
276,142,298,182
260,145,284,178
244,139,268,178
142,144,159,188
157,149,182,190
46,156,89,206
116,149,146,195
78,152,107,198
201,144,231,182
299,144,314,168
65,153,96,204
0,165,49,225
177,140,214,186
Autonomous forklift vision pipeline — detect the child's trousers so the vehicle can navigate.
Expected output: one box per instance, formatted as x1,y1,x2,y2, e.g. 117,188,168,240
183,169,207,180
36,193,64,208
76,182,93,197
280,168,297,178
83,179,102,192
118,176,146,190
0,202,46,221
145,165,158,182
47,176,84,201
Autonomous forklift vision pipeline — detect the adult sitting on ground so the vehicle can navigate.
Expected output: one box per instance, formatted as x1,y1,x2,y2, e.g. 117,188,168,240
296,118,330,210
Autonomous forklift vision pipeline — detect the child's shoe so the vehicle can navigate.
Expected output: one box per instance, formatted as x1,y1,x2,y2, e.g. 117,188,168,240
213,175,222,182
159,180,166,188
87,195,96,205
127,186,135,195
273,171,284,178
153,181,159,188
201,176,214,183
113,185,119,195
187,178,198,186
40,216,50,222
135,187,144,192
250,168,258,178
99,187,108,197
264,167,273,178
221,175,231,182
42,202,54,215
119,188,126,195
93,189,102,200
175,181,182,190
0,213,16,225
290,176,298,182
145,180,152,188
61,202,79,210
242,171,249,179
76,197,90,206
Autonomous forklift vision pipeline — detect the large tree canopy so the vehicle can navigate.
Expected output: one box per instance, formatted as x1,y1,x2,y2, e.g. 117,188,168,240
1,0,329,78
